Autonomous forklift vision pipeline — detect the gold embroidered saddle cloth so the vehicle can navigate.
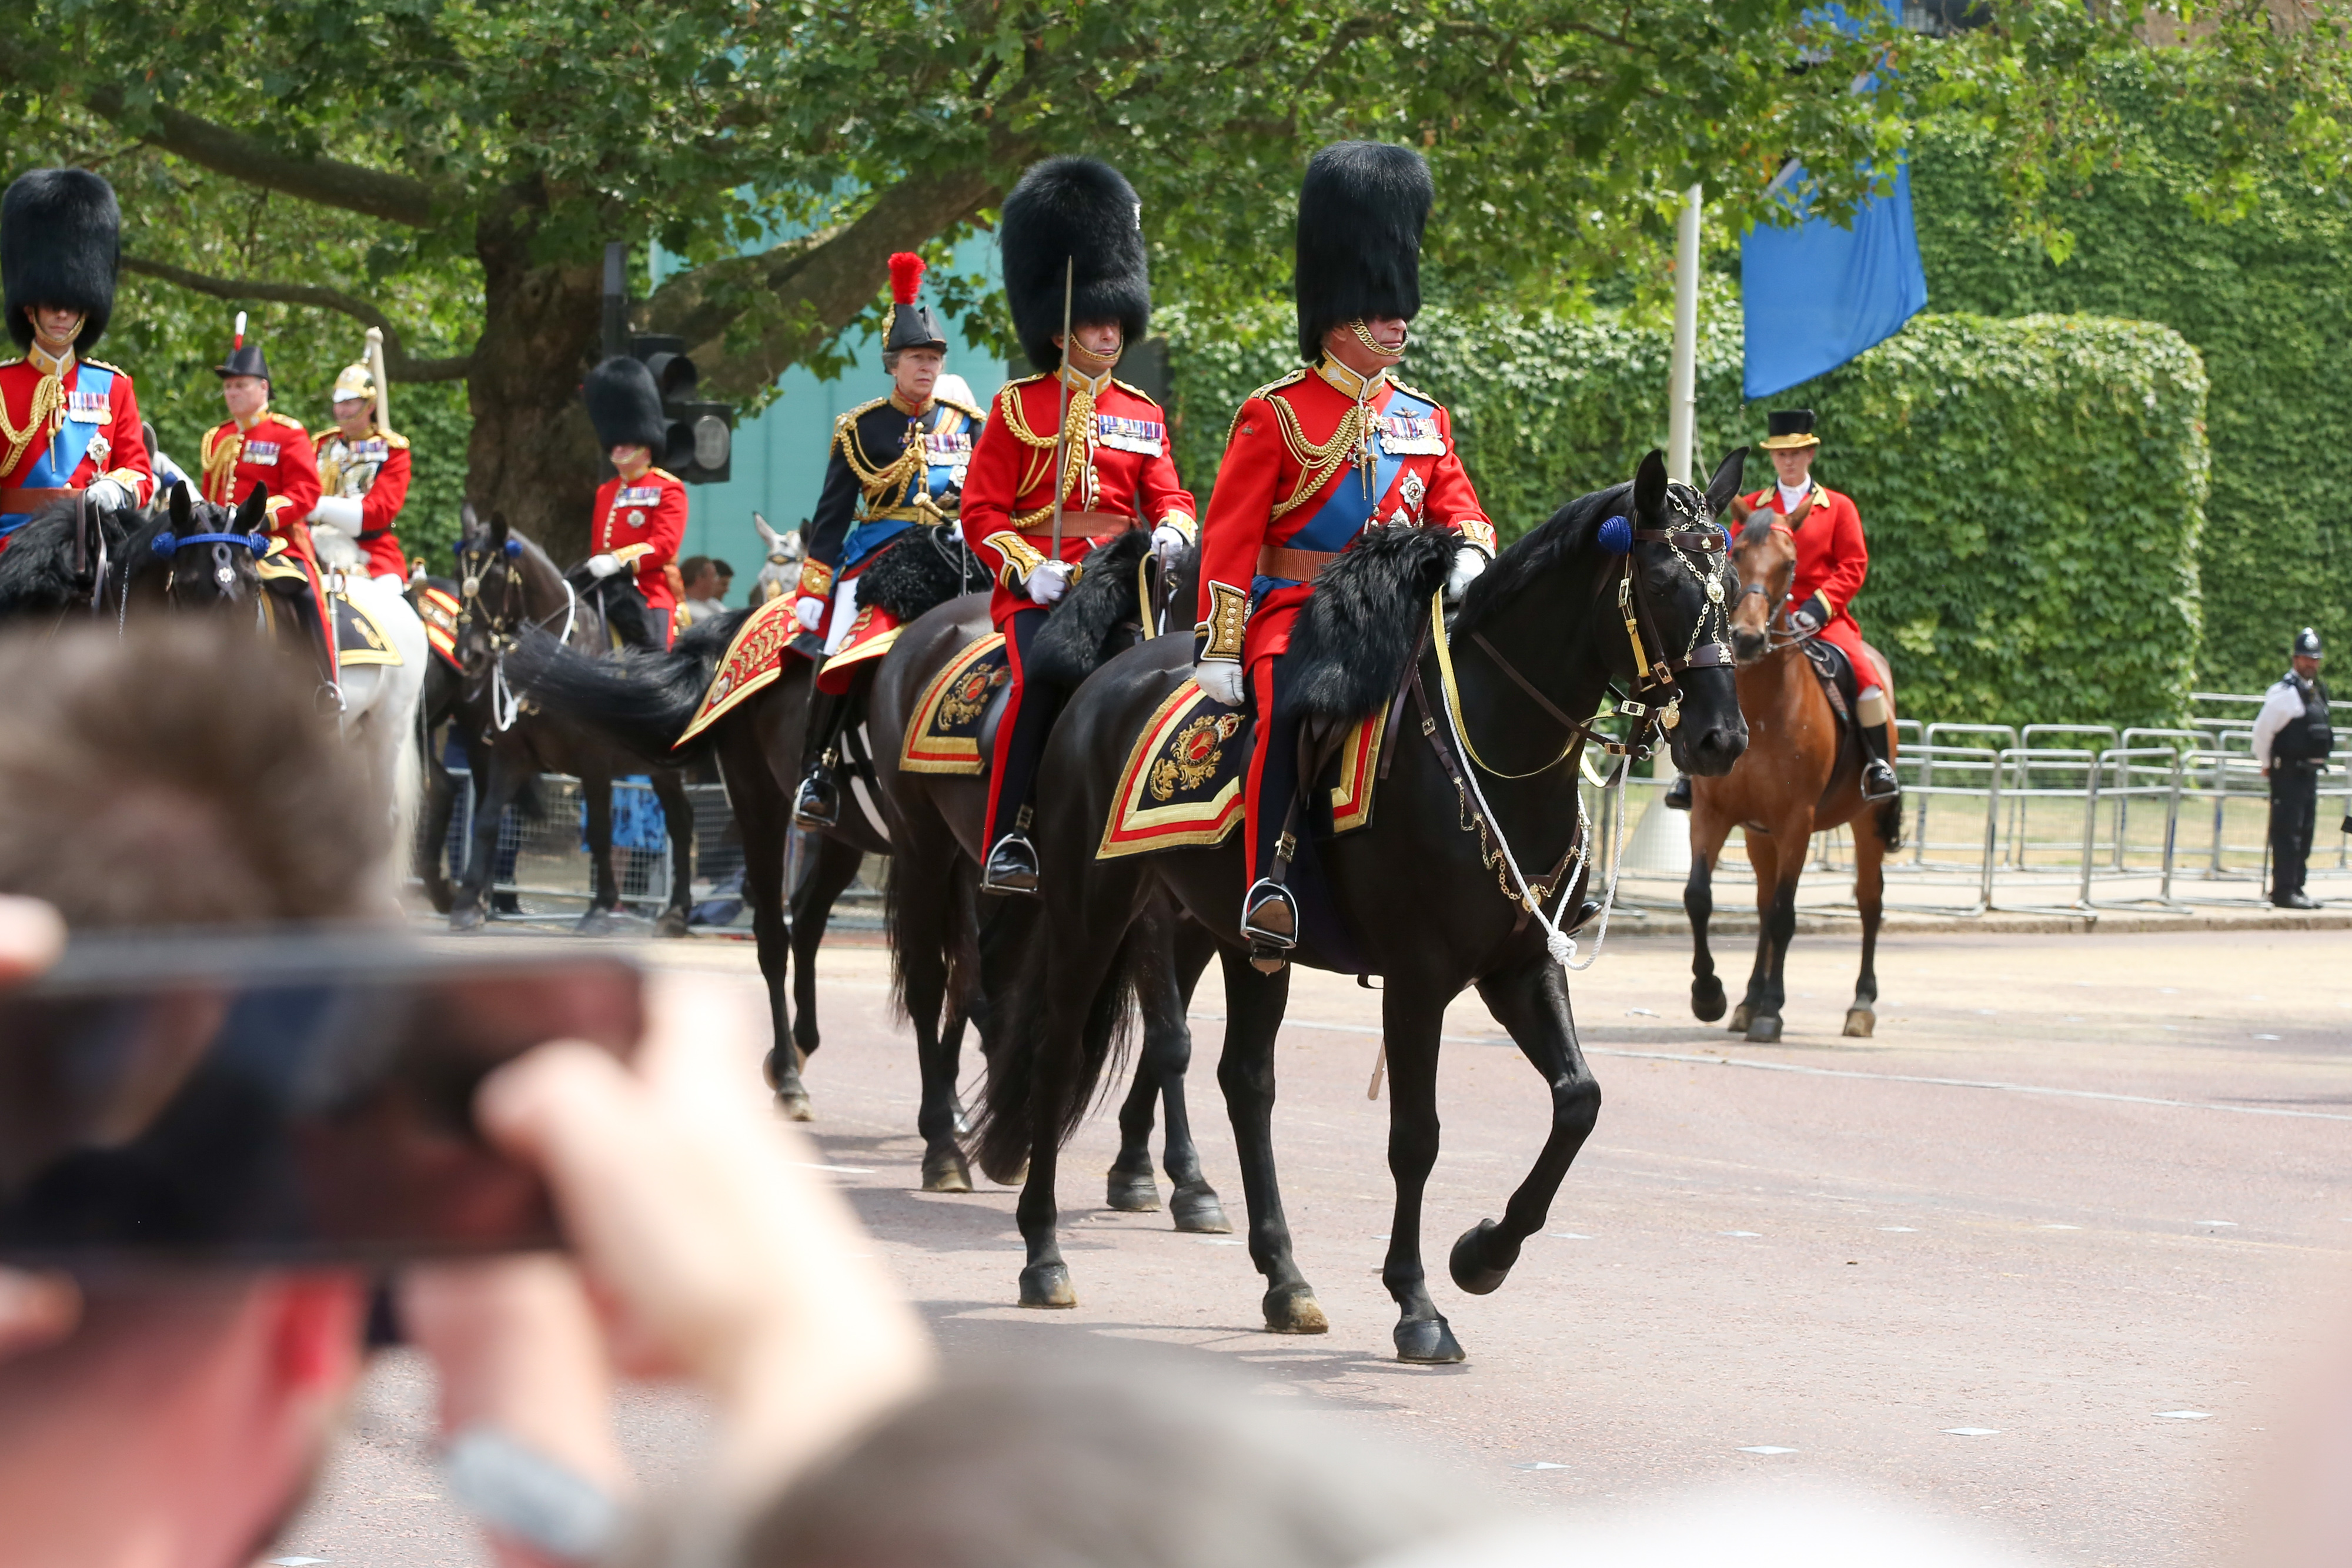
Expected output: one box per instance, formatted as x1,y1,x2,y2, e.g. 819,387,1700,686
1096,679,1387,860
898,633,1012,775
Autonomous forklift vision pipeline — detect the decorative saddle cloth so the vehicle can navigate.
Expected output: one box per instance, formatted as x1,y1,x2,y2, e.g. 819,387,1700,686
814,602,903,697
1096,680,1388,861
413,579,463,671
333,589,405,667
677,593,801,746
898,633,1010,775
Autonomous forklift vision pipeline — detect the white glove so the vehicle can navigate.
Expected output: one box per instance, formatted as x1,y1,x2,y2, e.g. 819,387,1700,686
1194,660,1247,708
587,553,624,580
83,477,132,512
1026,559,1071,606
1445,544,1488,600
794,596,826,632
1151,523,1190,565
310,493,363,530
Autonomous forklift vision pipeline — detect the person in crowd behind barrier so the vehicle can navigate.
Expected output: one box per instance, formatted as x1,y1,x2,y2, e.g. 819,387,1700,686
0,620,930,1567
580,357,689,651
676,554,724,629
1665,409,1896,811
2254,626,2333,910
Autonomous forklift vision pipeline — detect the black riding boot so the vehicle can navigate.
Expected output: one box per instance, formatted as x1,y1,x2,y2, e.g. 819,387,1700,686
793,688,849,829
1240,653,1302,966
980,610,1062,897
1663,773,1692,811
1860,720,1900,803
600,579,664,653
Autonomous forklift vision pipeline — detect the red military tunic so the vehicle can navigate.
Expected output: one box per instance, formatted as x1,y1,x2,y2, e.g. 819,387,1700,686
0,345,155,549
1745,479,1870,676
318,427,413,579
961,366,1195,629
592,464,689,636
1194,360,1492,673
199,409,322,537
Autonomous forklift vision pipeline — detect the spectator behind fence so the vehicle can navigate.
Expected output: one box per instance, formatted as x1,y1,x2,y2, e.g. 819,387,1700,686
678,554,732,628
2254,627,2333,910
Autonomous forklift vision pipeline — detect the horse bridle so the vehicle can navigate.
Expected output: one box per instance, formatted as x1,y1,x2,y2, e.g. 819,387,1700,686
1726,519,1817,654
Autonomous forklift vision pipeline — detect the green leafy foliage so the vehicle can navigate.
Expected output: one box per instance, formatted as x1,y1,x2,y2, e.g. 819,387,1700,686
1907,83,2351,694
1164,299,2208,727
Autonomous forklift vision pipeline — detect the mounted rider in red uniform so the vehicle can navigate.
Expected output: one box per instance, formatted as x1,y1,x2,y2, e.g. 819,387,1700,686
0,168,155,550
579,356,689,651
310,347,412,586
790,251,984,829
964,156,1197,895
199,323,336,698
1668,407,1897,806
1192,142,1496,951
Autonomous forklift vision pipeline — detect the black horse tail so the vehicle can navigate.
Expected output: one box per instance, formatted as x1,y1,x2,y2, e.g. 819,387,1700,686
970,905,1143,1185
504,608,752,759
881,840,983,1031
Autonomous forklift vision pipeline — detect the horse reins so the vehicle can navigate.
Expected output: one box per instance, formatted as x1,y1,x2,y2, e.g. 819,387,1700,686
455,539,576,731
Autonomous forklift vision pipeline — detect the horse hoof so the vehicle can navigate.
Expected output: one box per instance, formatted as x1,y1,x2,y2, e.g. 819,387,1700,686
447,905,485,933
997,1162,1030,1188
1105,1167,1161,1213
653,909,690,940
575,909,621,937
774,1088,814,1122
1843,1008,1876,1038
1018,1262,1077,1309
1262,1283,1329,1335
1394,1314,1465,1364
1692,978,1727,1023
1170,1181,1232,1234
1745,1013,1783,1044
1448,1217,1517,1295
922,1147,973,1193
1728,1002,1753,1032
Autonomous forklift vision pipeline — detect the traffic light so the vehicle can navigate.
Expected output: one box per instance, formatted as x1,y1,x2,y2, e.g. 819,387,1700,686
628,332,733,484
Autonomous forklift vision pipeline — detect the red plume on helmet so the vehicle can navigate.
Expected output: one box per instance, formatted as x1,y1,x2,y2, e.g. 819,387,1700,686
889,252,926,306
883,251,946,355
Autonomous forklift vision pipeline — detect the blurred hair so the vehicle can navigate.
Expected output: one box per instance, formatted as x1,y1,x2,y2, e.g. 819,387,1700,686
679,555,711,586
710,559,734,579
0,621,385,924
733,1354,1477,1568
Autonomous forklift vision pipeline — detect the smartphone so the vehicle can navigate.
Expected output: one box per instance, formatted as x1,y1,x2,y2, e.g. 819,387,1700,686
0,931,643,1267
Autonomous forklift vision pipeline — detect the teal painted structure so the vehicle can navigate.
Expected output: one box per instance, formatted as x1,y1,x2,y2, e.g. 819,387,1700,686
674,233,1014,594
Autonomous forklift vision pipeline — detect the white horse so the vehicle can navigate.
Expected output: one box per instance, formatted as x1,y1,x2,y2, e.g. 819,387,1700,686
309,523,429,868
751,510,804,603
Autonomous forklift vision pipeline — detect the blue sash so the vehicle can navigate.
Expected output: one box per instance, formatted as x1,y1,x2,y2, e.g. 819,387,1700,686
0,363,113,538
841,409,981,570
1254,384,1435,590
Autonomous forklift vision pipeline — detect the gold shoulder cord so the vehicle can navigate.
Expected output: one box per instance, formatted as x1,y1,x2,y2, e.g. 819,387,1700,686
1000,377,1095,531
1263,392,1369,524
834,410,925,518
201,426,243,502
0,373,66,477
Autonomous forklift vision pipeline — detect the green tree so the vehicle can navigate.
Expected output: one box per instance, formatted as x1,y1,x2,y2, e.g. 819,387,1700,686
2,0,1912,559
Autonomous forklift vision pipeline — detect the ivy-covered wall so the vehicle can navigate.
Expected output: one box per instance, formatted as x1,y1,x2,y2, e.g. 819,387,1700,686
1162,299,2210,727
1907,86,2350,693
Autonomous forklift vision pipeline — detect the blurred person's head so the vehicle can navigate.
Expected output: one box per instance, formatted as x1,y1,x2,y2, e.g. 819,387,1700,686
0,621,383,1568
731,1353,1477,1568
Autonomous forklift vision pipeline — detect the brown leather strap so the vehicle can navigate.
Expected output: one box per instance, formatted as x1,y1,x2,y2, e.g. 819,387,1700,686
1259,544,1337,581
1017,510,1134,540
1,487,71,513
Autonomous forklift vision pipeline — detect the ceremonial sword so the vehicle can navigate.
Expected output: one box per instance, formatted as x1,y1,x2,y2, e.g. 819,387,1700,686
1048,256,1074,565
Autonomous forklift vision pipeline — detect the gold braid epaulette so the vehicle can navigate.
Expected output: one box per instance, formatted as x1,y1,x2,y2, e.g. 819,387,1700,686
0,370,66,479
1258,376,1371,525
200,424,243,503
996,376,1095,531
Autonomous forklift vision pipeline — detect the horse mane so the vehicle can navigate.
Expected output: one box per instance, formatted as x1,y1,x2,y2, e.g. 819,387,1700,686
0,497,97,614
1449,483,1625,642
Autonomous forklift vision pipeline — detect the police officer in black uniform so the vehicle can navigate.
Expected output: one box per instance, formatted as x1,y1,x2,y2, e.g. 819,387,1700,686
2254,626,2333,909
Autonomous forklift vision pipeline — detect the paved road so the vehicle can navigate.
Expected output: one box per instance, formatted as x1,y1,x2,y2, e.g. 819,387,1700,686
280,925,2352,1567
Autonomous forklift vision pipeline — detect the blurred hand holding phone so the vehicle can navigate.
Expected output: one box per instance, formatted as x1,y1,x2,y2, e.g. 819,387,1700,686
0,931,643,1266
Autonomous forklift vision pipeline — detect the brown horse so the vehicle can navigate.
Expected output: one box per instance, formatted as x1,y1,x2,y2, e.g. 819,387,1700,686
1684,494,1900,1043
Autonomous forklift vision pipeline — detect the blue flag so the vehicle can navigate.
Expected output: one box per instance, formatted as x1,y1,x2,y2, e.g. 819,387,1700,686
1740,161,1928,400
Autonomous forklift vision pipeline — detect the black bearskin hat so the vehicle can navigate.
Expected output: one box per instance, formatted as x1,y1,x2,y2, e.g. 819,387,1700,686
999,158,1150,373
2,168,121,353
1294,142,1432,363
583,356,667,450
884,252,948,356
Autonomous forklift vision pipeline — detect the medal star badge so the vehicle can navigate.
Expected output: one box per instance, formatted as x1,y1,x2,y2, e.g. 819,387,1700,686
86,433,112,468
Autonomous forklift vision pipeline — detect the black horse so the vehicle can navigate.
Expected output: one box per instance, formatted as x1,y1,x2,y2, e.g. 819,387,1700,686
0,484,274,626
866,529,1230,1229
442,510,699,937
973,450,1750,1362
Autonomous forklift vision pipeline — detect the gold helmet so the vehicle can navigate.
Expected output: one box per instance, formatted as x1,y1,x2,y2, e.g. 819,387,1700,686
330,361,376,407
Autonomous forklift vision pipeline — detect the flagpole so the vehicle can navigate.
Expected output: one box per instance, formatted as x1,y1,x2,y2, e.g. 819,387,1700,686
1667,183,1702,484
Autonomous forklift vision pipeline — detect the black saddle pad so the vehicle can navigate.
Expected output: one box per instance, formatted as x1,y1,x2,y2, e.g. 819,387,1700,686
1800,636,1861,730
